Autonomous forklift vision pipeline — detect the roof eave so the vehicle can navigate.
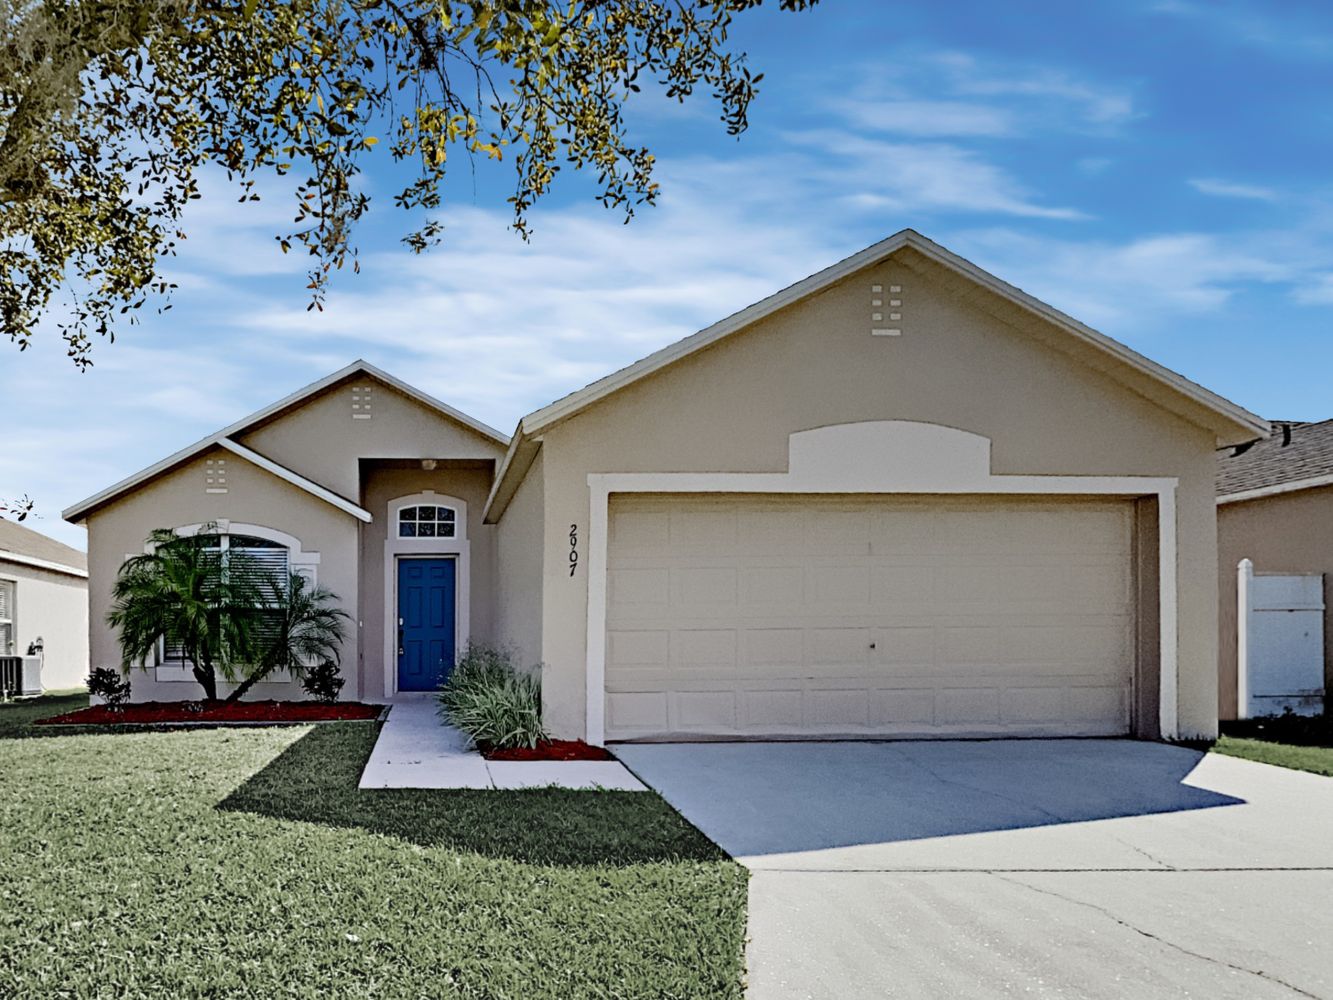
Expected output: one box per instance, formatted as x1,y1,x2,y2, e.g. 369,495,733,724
1217,473,1333,506
64,360,507,523
217,440,372,522
482,424,540,523
0,550,88,578
514,229,1268,446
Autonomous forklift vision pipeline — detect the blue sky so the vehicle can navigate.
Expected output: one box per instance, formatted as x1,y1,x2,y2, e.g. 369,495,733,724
7,0,1333,548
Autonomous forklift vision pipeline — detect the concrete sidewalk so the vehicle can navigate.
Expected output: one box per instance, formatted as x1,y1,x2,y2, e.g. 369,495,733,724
358,698,646,791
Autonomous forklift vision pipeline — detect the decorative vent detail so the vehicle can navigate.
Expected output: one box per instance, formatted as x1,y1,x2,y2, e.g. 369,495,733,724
351,385,373,419
871,282,902,337
205,458,228,494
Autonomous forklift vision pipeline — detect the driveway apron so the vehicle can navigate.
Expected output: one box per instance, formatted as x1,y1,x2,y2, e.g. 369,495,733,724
616,739,1333,999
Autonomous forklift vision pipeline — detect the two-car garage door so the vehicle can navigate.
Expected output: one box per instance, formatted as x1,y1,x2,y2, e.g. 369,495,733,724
604,494,1135,741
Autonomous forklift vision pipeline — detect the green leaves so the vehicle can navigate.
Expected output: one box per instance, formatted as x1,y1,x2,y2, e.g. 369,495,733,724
106,524,348,702
437,643,547,750
1,0,819,363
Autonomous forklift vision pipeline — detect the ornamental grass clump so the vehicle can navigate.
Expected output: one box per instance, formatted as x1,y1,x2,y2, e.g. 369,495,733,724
437,644,546,750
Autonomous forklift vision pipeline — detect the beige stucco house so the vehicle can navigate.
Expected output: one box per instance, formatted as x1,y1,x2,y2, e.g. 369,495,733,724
0,519,89,692
65,230,1267,742
1217,420,1333,719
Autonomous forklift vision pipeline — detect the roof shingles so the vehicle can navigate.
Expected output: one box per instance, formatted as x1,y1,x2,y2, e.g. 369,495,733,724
1217,419,1333,498
0,519,87,573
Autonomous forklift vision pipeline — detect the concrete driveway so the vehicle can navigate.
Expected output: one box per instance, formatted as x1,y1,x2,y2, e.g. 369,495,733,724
615,739,1333,1000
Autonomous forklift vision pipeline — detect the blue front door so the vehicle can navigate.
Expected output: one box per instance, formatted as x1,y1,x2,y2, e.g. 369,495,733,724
397,558,457,692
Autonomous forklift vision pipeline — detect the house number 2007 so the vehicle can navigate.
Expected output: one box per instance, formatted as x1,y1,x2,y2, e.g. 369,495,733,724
568,524,579,577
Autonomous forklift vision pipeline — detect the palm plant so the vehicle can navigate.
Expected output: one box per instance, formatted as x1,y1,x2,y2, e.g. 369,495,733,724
227,572,349,703
107,526,262,701
108,526,349,703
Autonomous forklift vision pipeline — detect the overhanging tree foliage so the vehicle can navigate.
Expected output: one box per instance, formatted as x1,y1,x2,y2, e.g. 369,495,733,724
0,496,34,521
1,0,817,367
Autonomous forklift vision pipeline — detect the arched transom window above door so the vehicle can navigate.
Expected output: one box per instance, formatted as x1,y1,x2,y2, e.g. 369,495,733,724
398,504,457,538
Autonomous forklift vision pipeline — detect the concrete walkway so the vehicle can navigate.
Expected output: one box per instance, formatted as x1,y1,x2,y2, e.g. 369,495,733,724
619,739,1333,1000
358,698,646,791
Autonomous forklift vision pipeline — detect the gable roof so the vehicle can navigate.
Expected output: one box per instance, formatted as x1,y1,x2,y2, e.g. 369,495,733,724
64,360,507,524
217,439,373,522
1217,419,1333,504
483,229,1269,521
0,519,88,577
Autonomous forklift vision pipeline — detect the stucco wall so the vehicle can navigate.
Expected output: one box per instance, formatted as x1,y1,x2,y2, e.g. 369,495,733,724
522,248,1223,740
1217,486,1333,720
494,449,545,671
359,463,498,700
0,560,88,690
237,379,502,500
85,447,361,702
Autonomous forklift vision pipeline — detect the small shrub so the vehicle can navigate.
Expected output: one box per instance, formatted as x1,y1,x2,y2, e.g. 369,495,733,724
87,667,131,711
301,661,345,704
437,644,546,750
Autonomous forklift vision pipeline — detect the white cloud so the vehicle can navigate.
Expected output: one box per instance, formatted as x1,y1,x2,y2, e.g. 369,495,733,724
788,133,1087,220
839,51,1139,137
1189,178,1279,202
1294,274,1333,306
1078,157,1115,176
236,172,849,431
955,69,1135,127
834,99,1015,137
949,228,1290,329
1149,1,1333,56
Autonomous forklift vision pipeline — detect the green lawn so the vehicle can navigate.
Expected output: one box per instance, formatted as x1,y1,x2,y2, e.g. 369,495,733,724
1212,736,1333,777
0,693,747,999
1211,715,1333,778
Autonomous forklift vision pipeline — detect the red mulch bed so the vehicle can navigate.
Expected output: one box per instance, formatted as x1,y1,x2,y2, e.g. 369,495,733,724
480,739,613,762
36,700,382,727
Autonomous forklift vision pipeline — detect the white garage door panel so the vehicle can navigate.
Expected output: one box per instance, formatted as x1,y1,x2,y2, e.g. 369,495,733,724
605,495,1135,740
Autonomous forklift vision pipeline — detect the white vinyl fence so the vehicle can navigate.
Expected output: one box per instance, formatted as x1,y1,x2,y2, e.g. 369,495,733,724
1237,559,1326,718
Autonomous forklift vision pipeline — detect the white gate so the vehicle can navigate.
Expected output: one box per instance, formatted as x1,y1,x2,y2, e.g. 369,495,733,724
1237,560,1326,718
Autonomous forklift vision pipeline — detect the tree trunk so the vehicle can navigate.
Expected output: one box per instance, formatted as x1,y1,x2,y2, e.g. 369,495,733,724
190,653,218,701
223,666,271,704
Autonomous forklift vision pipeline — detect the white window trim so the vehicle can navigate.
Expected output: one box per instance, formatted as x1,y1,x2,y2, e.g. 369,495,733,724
395,503,460,540
0,576,16,657
583,421,1180,746
146,522,319,683
382,492,470,698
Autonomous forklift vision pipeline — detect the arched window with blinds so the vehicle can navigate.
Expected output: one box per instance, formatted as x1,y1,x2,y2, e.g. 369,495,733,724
162,531,290,664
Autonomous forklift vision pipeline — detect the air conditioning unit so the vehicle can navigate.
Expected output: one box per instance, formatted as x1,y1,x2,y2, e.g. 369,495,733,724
0,656,42,698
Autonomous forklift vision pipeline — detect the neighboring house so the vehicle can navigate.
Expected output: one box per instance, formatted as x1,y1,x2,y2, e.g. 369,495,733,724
0,519,89,690
65,230,1267,742
1217,420,1333,719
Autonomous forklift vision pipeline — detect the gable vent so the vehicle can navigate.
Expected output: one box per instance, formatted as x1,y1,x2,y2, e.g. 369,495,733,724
352,385,373,419
205,458,228,494
871,282,903,337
